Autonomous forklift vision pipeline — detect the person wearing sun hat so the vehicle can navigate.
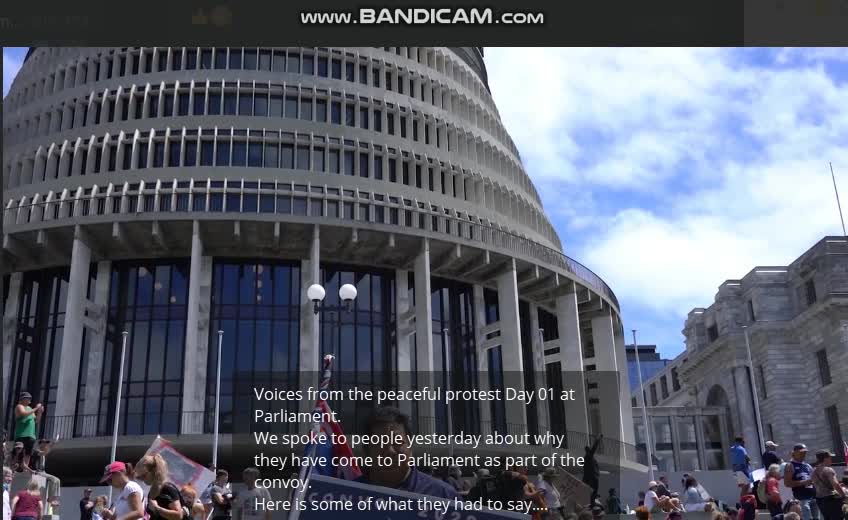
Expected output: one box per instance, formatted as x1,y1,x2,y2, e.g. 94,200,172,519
762,441,783,470
99,462,144,520
810,449,846,520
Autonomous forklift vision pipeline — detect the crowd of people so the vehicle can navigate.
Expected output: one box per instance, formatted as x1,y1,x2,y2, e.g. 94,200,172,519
635,437,848,520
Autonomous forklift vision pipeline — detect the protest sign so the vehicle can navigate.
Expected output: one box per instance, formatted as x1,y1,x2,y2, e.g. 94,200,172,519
300,474,529,520
553,470,592,511
144,436,215,492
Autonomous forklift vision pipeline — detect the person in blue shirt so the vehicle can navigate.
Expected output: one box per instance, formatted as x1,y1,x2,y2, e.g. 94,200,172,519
355,407,460,501
730,437,753,483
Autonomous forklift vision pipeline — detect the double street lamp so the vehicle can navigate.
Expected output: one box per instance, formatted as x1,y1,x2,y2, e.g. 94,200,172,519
308,283,358,314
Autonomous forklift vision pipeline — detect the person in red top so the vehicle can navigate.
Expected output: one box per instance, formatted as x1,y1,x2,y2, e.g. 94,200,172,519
11,480,43,520
765,464,784,517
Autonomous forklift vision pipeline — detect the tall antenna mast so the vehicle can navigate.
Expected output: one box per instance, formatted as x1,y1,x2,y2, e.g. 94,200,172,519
830,162,847,237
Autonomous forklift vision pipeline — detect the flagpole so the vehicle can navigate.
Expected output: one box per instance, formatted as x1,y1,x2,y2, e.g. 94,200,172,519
743,326,765,461
212,330,223,469
443,328,453,460
831,162,847,237
631,330,655,482
289,355,335,520
109,331,129,505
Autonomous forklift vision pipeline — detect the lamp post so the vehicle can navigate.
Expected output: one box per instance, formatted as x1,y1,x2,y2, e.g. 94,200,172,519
108,331,129,505
288,283,357,520
742,326,765,459
212,330,223,470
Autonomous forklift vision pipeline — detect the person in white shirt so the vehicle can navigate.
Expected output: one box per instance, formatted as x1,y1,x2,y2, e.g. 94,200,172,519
644,481,661,512
100,462,144,520
536,468,563,520
233,468,271,520
3,466,13,520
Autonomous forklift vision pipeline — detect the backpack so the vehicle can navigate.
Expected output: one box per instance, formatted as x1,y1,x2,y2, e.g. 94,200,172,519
755,480,768,505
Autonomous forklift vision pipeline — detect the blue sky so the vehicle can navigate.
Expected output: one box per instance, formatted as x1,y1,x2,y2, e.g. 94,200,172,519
5,47,848,361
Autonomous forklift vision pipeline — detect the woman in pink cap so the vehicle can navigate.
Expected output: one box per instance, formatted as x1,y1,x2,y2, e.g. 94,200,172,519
100,462,144,520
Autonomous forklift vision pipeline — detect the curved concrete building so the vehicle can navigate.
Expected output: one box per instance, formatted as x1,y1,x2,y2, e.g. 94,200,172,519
2,47,635,482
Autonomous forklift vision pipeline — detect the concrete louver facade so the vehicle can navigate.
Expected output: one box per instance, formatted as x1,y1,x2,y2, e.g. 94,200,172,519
2,47,636,479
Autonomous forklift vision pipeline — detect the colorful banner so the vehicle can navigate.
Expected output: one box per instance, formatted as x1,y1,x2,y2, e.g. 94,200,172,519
301,474,529,520
144,436,215,492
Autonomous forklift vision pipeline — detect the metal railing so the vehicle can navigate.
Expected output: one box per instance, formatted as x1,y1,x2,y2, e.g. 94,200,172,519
3,189,619,308
26,411,637,461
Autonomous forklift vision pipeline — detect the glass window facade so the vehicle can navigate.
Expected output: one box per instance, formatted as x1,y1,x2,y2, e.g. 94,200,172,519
319,266,396,434
99,261,189,436
431,278,479,435
206,260,301,434
4,268,70,436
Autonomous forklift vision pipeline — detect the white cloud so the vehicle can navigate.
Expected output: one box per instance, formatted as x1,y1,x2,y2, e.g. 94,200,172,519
3,49,24,98
485,48,848,356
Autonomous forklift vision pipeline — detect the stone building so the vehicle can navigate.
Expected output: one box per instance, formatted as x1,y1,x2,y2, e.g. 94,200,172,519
632,236,848,471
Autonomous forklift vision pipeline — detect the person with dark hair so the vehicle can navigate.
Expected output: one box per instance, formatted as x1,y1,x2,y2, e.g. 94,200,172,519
210,470,233,520
682,477,706,512
605,488,623,515
355,407,459,500
810,450,845,520
79,488,94,520
784,444,819,520
13,393,42,473
582,435,602,503
730,437,753,484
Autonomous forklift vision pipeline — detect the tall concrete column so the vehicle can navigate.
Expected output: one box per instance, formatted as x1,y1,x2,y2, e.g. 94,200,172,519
53,227,93,420
529,303,549,434
3,273,23,403
297,225,322,433
181,221,211,433
82,261,112,431
591,308,624,441
413,239,436,430
472,285,493,436
555,289,590,435
495,259,527,435
613,319,637,446
395,268,413,418
300,225,321,373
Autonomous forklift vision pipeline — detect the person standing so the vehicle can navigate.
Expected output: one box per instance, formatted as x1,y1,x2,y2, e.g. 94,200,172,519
784,444,819,520
13,393,42,473
178,486,205,520
233,468,271,520
536,468,563,520
11,480,42,520
762,441,783,470
810,449,846,520
3,467,13,520
210,470,234,520
100,462,144,520
764,465,783,517
730,437,753,484
605,488,623,515
134,454,183,520
79,488,94,520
